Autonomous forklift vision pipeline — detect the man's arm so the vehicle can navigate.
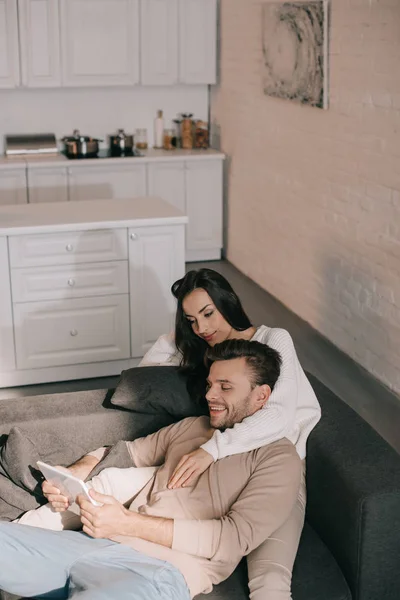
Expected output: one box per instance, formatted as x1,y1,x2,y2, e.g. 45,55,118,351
104,440,302,559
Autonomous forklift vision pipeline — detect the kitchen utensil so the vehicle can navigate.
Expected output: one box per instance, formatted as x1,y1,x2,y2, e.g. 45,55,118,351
109,129,134,155
61,130,102,158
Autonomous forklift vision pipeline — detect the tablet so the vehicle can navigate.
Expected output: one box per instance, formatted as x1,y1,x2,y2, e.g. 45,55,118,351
37,461,102,515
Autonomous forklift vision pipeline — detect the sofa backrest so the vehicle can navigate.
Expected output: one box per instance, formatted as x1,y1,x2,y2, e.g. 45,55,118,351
306,373,400,600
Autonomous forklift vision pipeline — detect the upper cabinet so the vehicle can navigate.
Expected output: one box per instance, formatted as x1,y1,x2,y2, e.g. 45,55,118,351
18,0,61,87
0,0,20,88
140,0,178,86
140,0,217,85
179,0,217,84
60,0,140,86
0,0,217,88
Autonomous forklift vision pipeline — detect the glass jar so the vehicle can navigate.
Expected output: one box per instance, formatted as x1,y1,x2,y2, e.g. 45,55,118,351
163,129,175,150
181,113,194,149
194,120,209,149
135,128,148,150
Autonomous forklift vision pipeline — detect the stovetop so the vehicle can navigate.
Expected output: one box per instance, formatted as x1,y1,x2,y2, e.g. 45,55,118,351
64,149,144,160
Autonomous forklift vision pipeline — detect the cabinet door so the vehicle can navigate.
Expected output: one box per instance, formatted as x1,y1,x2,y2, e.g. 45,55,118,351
68,165,146,202
0,237,16,372
18,0,61,87
179,0,217,84
0,169,28,205
60,0,140,86
185,160,222,254
147,162,185,213
14,294,130,369
129,225,185,357
28,167,68,203
0,0,20,88
140,0,178,85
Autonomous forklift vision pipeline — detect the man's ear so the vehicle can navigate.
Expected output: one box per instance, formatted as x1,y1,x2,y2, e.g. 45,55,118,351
255,384,272,408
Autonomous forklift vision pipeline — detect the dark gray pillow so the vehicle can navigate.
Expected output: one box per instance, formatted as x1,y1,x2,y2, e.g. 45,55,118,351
110,366,206,419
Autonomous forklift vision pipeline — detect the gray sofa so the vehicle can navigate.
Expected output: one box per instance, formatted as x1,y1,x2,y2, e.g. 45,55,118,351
1,372,400,600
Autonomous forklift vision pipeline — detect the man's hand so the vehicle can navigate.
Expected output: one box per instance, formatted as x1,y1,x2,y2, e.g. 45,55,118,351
168,448,214,489
42,466,71,512
41,455,100,512
79,489,131,539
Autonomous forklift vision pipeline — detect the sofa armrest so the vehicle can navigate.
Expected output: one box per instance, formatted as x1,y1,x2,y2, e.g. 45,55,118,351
306,374,400,600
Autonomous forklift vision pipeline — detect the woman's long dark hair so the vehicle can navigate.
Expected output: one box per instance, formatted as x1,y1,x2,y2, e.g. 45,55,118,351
171,268,252,401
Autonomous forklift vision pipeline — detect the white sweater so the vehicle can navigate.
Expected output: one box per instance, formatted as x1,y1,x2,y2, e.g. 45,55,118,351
139,326,321,460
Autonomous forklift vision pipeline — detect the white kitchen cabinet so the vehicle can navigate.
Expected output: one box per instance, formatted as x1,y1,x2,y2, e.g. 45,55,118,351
27,167,68,203
0,197,187,386
60,0,140,87
179,0,217,84
0,168,28,205
147,161,185,213
140,0,178,85
18,0,61,87
185,159,223,259
14,294,131,369
0,237,16,372
68,164,146,202
129,224,185,357
0,0,20,88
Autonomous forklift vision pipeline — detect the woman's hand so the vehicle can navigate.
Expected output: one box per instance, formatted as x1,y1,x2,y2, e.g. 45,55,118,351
168,448,214,489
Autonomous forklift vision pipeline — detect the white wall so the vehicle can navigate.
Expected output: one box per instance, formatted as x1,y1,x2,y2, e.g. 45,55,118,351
212,0,400,395
0,85,209,152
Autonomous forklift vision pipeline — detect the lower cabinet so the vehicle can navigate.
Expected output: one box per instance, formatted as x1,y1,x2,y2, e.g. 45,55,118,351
0,217,186,386
68,164,147,201
14,294,131,369
147,158,223,260
0,168,28,205
27,167,68,203
129,224,185,356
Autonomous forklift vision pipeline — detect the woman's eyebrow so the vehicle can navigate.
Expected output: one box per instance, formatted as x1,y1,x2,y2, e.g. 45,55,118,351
184,303,213,318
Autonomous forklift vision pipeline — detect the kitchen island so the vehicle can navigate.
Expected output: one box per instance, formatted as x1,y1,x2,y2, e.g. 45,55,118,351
0,197,187,388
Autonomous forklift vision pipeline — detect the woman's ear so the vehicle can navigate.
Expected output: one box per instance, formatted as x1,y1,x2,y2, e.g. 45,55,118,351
256,384,272,408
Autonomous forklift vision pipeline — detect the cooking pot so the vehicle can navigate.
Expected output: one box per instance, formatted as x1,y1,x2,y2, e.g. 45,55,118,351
61,129,103,158
109,128,134,155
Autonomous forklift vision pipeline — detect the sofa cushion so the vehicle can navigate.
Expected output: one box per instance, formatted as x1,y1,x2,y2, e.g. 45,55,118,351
110,366,207,419
195,523,351,600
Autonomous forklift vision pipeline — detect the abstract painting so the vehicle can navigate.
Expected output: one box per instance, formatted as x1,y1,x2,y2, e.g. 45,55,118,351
262,1,329,109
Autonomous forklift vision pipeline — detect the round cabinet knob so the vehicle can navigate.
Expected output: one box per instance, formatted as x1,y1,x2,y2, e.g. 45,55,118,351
130,232,138,241
66,244,74,252
70,329,78,337
67,278,75,287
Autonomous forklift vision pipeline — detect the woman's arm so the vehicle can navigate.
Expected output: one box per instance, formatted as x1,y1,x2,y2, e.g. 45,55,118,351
138,332,180,367
201,328,307,460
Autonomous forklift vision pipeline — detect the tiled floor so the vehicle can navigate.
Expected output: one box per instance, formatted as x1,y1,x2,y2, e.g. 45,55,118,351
2,260,400,453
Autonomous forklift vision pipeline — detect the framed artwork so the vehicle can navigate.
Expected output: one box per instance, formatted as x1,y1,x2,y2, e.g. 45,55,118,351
262,1,329,109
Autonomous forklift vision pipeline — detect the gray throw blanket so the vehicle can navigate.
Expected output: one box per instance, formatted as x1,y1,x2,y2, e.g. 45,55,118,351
0,428,132,522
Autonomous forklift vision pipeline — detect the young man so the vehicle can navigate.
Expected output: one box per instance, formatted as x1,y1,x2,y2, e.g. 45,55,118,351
0,340,301,600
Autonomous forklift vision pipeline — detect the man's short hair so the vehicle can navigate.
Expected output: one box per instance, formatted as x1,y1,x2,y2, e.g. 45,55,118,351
205,339,282,390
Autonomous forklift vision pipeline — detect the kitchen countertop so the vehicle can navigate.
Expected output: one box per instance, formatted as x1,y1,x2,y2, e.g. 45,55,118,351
0,197,188,236
0,148,225,170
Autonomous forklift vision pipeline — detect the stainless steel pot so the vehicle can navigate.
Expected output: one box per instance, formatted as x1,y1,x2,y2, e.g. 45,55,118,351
109,128,134,155
62,129,103,158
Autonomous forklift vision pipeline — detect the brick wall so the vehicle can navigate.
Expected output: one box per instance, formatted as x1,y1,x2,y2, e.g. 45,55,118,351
212,0,400,394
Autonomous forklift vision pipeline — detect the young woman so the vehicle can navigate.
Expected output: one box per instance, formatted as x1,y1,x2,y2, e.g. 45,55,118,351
140,267,321,600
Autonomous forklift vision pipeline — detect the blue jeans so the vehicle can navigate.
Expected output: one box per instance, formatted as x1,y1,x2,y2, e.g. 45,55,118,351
0,523,190,600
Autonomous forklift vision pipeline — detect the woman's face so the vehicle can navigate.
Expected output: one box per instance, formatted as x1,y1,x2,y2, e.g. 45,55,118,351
182,288,233,346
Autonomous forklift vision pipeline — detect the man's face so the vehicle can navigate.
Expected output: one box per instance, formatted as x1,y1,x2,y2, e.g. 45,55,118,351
206,357,268,430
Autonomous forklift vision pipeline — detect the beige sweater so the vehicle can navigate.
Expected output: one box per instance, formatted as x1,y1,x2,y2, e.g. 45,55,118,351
112,417,301,597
